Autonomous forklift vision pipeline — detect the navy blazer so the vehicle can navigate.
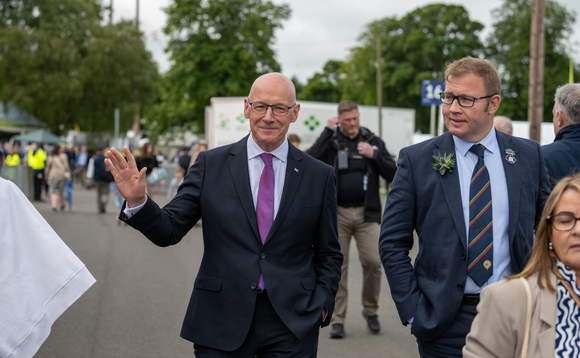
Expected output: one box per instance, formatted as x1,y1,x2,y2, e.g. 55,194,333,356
123,136,343,350
379,130,550,341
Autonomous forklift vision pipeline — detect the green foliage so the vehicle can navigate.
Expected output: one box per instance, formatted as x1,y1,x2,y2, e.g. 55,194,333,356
486,0,580,122
297,60,346,103
147,0,291,138
0,0,159,134
336,4,485,132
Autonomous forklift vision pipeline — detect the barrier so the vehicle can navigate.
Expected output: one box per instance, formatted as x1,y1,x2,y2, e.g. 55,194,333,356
1,166,34,199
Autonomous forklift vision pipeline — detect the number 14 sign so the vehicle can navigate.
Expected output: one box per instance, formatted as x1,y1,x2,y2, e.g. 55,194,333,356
421,80,444,106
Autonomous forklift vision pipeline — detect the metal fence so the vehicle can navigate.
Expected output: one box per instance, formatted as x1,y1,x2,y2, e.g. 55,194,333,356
1,165,34,199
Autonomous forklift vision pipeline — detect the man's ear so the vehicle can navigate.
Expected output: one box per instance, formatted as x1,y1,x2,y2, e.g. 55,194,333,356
243,98,250,118
487,95,501,115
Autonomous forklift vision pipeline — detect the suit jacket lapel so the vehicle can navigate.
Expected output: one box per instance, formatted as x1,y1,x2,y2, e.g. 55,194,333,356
537,272,557,356
265,144,304,244
228,136,261,242
496,131,521,246
434,132,467,250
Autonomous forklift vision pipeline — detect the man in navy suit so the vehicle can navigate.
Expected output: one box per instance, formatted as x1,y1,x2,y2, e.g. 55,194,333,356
379,57,550,357
106,73,343,357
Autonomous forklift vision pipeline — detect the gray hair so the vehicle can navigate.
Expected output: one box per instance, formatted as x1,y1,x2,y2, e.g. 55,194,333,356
494,116,513,133
554,84,580,124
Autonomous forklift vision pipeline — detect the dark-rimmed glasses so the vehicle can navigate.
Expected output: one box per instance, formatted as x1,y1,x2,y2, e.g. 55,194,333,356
248,101,296,116
547,212,580,231
439,93,495,108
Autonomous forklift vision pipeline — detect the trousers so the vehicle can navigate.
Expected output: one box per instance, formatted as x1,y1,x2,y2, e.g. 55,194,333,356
330,206,381,325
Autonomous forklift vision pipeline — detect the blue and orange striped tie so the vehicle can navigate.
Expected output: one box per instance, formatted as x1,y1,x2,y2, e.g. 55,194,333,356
468,144,493,287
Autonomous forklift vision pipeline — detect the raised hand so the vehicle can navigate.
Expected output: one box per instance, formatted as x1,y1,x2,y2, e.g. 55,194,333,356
105,146,147,208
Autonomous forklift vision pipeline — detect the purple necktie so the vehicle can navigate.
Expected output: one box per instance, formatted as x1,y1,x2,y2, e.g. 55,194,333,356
256,153,274,290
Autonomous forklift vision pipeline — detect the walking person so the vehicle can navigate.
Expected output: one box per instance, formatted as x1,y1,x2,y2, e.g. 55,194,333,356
87,146,112,213
105,72,342,357
135,142,159,198
27,142,47,202
45,145,71,212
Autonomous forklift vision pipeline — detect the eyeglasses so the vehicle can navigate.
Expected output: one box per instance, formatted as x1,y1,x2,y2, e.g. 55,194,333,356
547,213,580,231
439,93,495,108
248,101,296,116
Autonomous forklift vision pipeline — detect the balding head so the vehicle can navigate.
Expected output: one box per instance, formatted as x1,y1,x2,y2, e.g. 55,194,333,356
248,73,296,104
494,116,513,135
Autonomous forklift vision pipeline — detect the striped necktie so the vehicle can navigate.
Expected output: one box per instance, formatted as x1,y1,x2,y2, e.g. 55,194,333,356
468,144,493,287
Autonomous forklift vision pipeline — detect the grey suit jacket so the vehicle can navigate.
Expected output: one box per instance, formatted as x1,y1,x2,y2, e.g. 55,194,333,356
463,272,557,358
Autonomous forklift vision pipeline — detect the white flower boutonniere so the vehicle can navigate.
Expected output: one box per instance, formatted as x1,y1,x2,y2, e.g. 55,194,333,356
432,152,455,175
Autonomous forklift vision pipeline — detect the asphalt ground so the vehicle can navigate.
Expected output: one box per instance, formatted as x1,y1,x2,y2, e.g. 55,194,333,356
32,186,419,358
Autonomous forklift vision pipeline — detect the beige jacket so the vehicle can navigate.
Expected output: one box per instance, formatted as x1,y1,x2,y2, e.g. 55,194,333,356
463,272,557,358
45,153,71,180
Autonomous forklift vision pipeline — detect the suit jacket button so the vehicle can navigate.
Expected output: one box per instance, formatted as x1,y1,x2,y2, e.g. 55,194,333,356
461,253,466,260
457,283,464,290
261,253,266,258
251,283,257,290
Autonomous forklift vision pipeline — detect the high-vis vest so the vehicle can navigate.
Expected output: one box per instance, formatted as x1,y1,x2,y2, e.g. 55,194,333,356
5,154,20,166
28,149,46,170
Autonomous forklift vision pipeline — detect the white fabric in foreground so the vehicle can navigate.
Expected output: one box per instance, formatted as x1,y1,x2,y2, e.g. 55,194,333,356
0,177,96,358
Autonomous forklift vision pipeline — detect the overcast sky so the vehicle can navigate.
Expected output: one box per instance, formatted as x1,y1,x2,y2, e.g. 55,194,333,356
115,0,580,83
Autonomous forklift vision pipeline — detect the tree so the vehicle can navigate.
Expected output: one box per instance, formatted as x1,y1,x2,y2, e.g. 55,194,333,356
336,4,485,133
0,0,160,134
486,0,580,122
297,60,346,103
147,0,291,138
75,20,160,132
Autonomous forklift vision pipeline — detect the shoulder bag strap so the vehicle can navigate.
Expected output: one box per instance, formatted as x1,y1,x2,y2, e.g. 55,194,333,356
519,277,533,358
53,156,66,172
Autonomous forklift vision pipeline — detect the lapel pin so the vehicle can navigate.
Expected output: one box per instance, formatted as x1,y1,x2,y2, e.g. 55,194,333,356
294,168,299,172
504,148,516,164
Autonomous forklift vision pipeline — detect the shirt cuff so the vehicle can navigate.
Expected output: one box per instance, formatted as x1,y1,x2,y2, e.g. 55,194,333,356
123,197,148,219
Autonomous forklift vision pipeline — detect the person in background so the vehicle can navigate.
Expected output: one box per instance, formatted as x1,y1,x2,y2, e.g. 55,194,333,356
176,146,191,172
188,141,208,169
45,145,71,212
5,147,21,166
307,100,397,338
167,166,185,202
28,142,47,202
135,142,159,198
493,115,513,135
542,83,580,184
288,134,301,149
87,146,111,213
464,173,580,357
156,151,166,164
76,145,89,188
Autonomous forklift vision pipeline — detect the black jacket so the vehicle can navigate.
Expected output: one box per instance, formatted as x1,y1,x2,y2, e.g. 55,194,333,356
542,124,580,184
306,126,397,223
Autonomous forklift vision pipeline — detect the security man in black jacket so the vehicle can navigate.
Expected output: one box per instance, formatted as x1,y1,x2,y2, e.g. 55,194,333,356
307,100,397,339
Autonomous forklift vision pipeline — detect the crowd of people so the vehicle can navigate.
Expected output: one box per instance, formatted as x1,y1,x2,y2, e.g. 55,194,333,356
2,56,580,358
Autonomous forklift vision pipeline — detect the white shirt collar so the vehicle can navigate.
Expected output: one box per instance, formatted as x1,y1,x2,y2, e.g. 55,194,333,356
247,135,288,162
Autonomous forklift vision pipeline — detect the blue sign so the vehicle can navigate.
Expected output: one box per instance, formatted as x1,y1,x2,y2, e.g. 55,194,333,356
421,80,445,106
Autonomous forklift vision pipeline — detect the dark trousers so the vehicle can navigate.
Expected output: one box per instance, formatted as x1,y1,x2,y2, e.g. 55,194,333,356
416,303,478,358
194,291,319,358
33,169,44,200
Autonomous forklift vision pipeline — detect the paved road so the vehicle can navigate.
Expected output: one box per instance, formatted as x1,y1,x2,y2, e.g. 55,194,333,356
33,187,418,357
